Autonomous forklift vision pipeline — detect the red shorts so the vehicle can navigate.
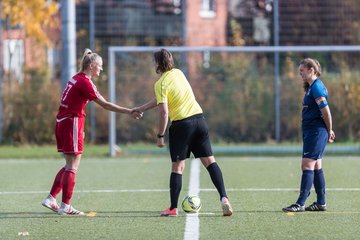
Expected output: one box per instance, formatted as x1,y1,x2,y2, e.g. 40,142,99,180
55,116,85,155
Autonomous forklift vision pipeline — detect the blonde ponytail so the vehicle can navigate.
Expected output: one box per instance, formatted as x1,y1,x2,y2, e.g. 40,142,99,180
82,48,92,59
79,48,101,72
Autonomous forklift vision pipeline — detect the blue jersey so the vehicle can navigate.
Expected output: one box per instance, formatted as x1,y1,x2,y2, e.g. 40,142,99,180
302,79,328,130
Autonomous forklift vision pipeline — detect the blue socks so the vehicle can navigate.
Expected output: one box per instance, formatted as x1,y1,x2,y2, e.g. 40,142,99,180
314,169,326,205
296,170,314,206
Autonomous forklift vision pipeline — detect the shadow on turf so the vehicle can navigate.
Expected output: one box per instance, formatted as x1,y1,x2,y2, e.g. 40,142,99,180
0,210,284,219
0,211,168,219
95,210,284,217
0,212,59,219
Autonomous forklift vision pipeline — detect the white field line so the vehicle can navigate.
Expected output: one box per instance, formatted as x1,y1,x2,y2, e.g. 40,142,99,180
203,188,360,192
1,188,360,195
184,158,201,240
0,189,168,195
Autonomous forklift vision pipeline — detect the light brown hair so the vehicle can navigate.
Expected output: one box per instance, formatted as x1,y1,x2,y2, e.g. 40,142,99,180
299,58,322,91
153,49,174,74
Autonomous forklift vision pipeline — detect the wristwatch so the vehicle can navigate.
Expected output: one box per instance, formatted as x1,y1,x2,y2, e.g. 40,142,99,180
157,133,165,138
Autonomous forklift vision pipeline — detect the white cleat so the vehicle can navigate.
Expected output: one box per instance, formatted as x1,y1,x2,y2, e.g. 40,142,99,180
58,202,84,215
41,195,60,212
221,197,233,216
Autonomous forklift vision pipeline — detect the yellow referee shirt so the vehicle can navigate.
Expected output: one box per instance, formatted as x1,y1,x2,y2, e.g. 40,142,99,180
154,68,202,122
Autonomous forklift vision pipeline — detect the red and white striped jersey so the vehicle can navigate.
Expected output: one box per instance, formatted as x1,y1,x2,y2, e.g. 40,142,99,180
56,72,100,119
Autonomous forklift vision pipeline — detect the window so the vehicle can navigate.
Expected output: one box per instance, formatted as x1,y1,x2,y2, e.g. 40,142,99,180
153,0,182,14
4,39,24,82
199,0,216,18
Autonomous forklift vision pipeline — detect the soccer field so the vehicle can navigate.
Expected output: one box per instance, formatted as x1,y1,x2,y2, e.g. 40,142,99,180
1,156,360,240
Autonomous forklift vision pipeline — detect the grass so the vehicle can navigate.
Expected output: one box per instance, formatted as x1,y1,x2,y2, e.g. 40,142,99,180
0,142,359,158
0,155,360,239
0,145,109,159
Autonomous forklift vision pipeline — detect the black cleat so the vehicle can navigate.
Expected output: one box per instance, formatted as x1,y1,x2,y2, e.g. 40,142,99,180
305,202,326,211
282,203,305,212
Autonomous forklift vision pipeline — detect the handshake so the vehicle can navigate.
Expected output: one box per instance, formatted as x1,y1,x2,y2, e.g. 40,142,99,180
130,107,144,120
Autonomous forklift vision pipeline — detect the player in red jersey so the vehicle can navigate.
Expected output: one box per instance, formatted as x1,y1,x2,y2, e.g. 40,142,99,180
42,48,143,215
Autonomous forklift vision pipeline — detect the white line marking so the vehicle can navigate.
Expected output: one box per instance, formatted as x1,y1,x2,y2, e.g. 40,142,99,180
0,189,168,195
184,158,201,240
1,188,360,195
202,188,360,192
198,212,215,215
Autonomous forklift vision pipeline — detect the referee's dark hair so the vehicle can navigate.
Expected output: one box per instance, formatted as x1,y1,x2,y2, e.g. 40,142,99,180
154,49,174,74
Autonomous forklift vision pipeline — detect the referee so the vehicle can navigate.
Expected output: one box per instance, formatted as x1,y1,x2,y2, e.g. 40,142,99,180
135,49,233,217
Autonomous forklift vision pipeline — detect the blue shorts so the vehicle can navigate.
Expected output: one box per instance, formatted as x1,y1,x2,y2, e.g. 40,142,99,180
302,128,328,160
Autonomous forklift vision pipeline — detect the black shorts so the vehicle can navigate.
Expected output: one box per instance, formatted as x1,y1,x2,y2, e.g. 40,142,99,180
169,114,213,162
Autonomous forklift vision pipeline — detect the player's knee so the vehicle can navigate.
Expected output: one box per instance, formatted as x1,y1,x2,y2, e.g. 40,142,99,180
172,161,185,173
200,156,215,168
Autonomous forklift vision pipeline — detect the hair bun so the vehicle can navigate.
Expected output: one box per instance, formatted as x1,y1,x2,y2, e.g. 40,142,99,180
84,48,92,55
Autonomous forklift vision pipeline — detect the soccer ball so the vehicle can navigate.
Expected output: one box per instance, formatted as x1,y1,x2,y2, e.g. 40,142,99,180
181,195,201,213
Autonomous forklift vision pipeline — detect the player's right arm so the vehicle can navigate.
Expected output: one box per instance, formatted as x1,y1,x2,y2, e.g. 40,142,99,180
94,94,142,119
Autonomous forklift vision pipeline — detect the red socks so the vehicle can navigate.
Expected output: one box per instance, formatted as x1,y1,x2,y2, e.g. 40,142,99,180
50,168,66,198
49,167,77,205
62,169,77,204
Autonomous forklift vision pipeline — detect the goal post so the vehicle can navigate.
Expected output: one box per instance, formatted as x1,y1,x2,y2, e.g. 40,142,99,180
108,45,360,156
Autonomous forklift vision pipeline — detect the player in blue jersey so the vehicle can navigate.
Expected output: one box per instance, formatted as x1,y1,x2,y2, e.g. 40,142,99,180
283,58,335,212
